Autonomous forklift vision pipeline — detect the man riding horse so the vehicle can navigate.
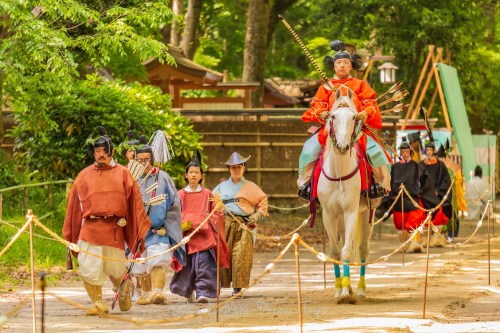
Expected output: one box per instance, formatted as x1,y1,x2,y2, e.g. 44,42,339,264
297,40,391,202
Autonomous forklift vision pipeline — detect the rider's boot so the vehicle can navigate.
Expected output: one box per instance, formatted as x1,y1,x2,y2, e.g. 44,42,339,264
136,274,152,305
298,183,311,201
110,276,132,311
83,281,109,316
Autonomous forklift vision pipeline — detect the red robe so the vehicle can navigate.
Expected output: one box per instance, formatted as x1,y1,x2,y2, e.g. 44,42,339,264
63,163,151,254
178,188,230,268
302,77,383,154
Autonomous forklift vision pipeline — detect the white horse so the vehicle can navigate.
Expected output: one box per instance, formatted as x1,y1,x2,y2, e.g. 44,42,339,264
317,88,373,300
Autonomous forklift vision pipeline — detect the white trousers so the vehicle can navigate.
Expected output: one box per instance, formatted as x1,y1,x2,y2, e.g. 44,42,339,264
77,240,127,285
130,242,172,276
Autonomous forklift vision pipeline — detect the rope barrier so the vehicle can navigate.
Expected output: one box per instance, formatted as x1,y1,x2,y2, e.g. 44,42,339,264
0,218,32,258
0,218,59,242
372,179,455,227
453,203,490,246
489,205,500,223
267,203,309,211
372,187,404,226
401,179,455,213
222,208,309,241
298,213,433,266
32,235,299,327
0,201,494,328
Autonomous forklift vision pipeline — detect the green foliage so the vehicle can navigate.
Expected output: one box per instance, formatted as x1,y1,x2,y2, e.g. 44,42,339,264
266,0,499,132
10,76,201,184
0,0,202,186
0,150,21,188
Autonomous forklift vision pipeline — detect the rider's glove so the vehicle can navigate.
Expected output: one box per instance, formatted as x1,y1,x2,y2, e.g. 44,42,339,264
319,111,329,120
357,110,368,123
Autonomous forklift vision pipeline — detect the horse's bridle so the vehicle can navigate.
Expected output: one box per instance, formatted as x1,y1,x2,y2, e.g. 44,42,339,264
327,110,363,155
321,108,364,182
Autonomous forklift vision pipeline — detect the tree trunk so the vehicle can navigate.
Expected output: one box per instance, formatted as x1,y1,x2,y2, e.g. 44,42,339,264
170,0,183,47
242,0,270,107
181,0,203,59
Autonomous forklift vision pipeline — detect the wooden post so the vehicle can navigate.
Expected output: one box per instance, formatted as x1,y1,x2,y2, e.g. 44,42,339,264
294,240,303,333
426,86,438,116
403,45,434,129
401,192,405,266
422,219,432,319
0,192,2,221
431,60,452,130
216,212,222,322
487,201,491,285
411,48,443,120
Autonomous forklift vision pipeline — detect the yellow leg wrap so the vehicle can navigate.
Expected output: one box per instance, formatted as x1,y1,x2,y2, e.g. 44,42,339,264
335,277,342,289
342,276,351,288
357,276,366,290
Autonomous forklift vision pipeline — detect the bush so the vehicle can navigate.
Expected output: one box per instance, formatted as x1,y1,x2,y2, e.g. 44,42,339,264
10,76,202,187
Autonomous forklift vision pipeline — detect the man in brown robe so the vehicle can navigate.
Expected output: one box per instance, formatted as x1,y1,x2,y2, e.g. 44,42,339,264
63,126,151,315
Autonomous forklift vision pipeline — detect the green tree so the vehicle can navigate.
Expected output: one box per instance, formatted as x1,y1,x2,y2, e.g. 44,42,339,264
267,0,499,132
0,0,201,184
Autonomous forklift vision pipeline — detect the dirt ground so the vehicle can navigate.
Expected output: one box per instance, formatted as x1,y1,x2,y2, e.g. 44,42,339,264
1,209,499,333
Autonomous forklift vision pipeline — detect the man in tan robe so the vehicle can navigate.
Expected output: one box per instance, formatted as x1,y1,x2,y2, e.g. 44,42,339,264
63,126,151,315
213,152,268,297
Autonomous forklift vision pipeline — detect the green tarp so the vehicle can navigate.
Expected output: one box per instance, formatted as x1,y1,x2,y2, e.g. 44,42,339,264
437,63,477,177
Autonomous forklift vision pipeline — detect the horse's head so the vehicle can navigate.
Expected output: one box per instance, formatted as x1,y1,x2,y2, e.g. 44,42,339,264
326,88,361,155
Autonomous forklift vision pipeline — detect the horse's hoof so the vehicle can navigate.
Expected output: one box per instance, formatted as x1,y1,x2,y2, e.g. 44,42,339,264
357,288,366,299
341,287,350,298
334,289,342,299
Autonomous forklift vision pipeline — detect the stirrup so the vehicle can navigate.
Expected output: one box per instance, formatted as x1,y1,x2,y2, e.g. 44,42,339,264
298,184,311,201
369,183,386,199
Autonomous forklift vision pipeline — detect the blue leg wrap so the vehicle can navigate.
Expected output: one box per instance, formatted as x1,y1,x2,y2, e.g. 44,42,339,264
343,260,350,277
360,259,366,277
334,265,341,278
